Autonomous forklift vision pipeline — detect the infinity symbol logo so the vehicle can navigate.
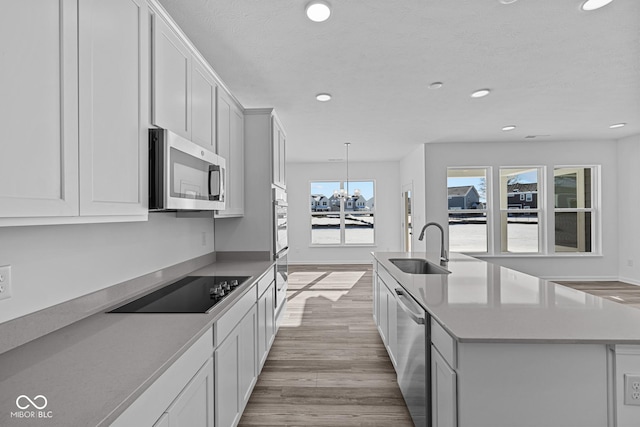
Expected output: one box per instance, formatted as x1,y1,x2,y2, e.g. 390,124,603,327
16,395,48,410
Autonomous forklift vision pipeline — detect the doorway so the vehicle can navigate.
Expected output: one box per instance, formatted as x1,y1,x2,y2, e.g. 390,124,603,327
401,183,413,252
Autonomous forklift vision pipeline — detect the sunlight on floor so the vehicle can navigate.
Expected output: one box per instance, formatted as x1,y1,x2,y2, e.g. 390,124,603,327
281,270,366,328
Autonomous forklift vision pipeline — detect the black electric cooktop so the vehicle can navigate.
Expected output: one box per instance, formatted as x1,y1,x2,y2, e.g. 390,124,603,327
109,275,251,313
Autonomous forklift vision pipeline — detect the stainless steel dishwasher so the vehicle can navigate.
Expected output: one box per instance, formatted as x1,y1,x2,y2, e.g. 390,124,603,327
395,286,430,427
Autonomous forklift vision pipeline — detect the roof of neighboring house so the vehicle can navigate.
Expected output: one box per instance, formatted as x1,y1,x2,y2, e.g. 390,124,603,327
508,183,538,193
447,186,474,197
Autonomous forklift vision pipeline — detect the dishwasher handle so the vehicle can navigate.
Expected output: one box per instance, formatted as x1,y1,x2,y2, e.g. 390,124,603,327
395,288,426,325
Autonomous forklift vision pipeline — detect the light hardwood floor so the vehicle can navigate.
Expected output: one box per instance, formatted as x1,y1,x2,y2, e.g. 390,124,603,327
239,264,413,427
556,280,640,310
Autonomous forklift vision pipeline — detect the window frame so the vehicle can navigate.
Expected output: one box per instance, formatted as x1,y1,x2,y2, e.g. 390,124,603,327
552,165,600,254
498,166,545,254
446,167,492,254
309,179,376,247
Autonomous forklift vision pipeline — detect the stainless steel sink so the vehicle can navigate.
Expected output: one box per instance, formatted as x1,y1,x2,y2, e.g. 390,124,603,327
389,258,451,275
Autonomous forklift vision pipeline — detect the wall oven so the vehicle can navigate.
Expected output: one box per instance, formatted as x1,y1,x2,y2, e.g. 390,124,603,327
149,128,226,211
273,187,288,323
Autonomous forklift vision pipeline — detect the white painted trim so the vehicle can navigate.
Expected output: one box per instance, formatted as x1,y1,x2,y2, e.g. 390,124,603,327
618,276,640,286
542,275,620,282
288,260,374,266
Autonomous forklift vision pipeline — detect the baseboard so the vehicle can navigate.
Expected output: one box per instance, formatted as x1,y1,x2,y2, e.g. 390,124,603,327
542,275,620,282
288,260,374,266
618,276,640,286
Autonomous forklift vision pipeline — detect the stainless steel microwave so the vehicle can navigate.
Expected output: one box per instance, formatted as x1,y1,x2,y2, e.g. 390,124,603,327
149,128,226,211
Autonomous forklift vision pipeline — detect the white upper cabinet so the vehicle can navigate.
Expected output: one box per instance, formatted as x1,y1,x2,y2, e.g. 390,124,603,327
191,60,217,151
272,115,287,189
151,7,218,152
1,0,148,225
0,0,79,218
79,0,148,216
216,89,245,217
151,11,191,139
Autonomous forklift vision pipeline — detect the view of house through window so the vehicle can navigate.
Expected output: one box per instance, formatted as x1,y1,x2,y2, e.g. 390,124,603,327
554,167,594,253
500,168,541,253
447,168,489,253
310,181,375,245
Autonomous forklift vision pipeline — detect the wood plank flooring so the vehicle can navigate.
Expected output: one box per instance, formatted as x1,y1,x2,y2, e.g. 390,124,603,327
239,264,413,427
556,280,640,310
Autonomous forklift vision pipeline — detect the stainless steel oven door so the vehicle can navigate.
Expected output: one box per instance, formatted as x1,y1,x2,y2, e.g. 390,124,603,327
275,248,288,310
273,188,288,254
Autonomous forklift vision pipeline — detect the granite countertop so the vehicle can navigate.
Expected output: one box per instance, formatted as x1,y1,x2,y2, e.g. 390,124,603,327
374,251,640,344
0,258,274,427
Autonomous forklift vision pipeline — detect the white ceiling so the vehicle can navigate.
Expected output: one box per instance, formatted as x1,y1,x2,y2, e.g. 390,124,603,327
157,0,639,163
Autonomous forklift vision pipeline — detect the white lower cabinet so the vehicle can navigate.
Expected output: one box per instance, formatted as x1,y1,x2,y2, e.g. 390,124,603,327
431,347,457,427
376,269,398,369
257,281,276,371
215,304,258,427
155,357,214,427
111,329,214,427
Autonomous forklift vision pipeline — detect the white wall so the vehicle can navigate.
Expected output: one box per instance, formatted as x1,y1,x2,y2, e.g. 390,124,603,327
287,161,402,264
617,134,640,285
0,213,215,323
400,144,426,253
424,139,619,280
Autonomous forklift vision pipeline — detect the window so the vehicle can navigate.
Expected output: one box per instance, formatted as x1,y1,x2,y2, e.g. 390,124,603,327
310,180,375,245
500,168,542,253
554,167,596,253
447,168,489,253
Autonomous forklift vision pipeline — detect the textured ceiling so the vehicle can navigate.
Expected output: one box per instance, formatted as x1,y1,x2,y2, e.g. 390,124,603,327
158,0,640,162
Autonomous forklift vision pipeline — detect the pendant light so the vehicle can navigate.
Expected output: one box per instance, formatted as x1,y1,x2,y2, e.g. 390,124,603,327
333,143,361,203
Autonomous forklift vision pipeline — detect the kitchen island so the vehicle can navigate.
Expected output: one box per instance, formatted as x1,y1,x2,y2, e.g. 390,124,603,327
373,251,640,427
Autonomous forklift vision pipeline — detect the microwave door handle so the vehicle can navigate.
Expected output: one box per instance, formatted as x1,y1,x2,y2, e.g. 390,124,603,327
208,165,225,201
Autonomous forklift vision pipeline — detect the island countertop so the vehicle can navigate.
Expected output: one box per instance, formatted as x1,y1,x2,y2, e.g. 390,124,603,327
373,252,640,344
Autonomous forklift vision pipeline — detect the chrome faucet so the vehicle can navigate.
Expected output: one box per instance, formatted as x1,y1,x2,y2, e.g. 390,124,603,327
418,222,449,265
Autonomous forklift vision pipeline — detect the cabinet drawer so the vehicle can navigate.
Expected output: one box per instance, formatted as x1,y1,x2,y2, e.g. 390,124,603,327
214,288,257,347
377,265,398,293
257,267,275,298
431,318,456,368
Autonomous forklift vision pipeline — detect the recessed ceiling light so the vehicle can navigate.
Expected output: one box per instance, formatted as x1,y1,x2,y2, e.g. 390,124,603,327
306,1,331,22
471,89,491,98
428,82,444,89
581,0,613,11
609,122,626,129
499,0,518,4
316,93,332,102
502,125,516,131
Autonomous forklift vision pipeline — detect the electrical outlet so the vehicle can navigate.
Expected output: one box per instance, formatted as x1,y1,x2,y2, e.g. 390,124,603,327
624,374,640,406
0,265,12,301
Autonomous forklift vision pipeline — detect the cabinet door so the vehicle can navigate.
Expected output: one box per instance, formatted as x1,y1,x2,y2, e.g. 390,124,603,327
166,357,214,427
239,305,258,408
215,331,241,427
377,276,389,345
432,347,457,427
0,0,79,218
386,285,398,368
152,12,191,138
216,90,245,217
191,60,216,151
78,0,148,216
258,283,275,371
